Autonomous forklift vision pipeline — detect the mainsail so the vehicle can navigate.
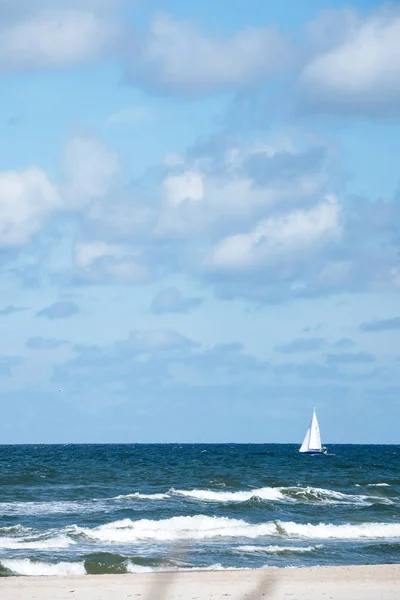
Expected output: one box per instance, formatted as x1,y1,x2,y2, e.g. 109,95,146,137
299,427,311,453
299,409,322,453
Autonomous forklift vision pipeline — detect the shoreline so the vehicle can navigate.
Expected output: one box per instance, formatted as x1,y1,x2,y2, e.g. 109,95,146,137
1,564,399,600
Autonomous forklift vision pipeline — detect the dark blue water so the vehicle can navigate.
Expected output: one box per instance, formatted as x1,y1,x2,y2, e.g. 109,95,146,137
0,444,399,576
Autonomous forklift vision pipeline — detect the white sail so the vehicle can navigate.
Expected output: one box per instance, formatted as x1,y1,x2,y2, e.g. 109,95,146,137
299,427,311,453
308,410,322,450
299,409,323,453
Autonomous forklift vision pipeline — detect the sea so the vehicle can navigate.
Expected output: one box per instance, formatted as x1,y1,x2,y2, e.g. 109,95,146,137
0,444,399,577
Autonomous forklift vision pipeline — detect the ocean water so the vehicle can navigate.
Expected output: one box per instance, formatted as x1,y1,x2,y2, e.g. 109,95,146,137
0,444,399,577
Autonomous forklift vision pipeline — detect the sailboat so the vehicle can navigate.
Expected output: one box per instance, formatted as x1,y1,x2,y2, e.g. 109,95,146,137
299,408,327,455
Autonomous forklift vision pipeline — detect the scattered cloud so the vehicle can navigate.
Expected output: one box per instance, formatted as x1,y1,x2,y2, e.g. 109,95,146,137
276,337,325,354
25,336,69,350
123,12,291,95
36,301,80,319
273,358,377,382
0,305,28,316
0,167,61,248
242,145,327,187
360,317,400,332
66,134,400,303
300,7,400,116
73,242,148,284
0,135,118,253
325,352,376,365
150,286,203,314
62,136,120,209
0,5,121,73
205,196,342,272
52,330,266,393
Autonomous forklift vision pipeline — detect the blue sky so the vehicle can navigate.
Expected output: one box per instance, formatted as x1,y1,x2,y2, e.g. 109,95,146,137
1,0,400,444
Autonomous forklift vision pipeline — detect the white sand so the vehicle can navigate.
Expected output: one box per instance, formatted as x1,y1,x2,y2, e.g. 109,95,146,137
1,565,399,600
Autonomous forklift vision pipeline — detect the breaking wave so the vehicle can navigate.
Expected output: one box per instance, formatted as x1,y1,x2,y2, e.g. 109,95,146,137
113,492,169,501
237,545,322,554
1,559,85,576
366,483,391,487
0,534,75,550
172,487,284,502
114,485,394,506
73,515,400,543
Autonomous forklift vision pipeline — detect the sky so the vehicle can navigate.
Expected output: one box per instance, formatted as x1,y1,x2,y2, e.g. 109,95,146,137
1,0,400,444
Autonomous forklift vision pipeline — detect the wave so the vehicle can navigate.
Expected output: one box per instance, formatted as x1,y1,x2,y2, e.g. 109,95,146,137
0,559,85,576
76,515,277,543
278,486,384,505
0,500,103,516
1,484,394,519
237,545,322,554
172,487,284,502
0,525,32,535
126,561,239,573
355,483,392,488
73,515,400,543
367,483,391,487
280,521,400,539
0,534,74,550
114,484,395,507
113,492,169,501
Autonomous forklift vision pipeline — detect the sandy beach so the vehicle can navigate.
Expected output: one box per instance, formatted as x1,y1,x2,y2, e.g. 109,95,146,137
1,565,399,600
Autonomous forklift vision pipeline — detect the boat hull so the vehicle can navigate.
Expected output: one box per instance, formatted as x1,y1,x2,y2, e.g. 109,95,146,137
300,449,327,455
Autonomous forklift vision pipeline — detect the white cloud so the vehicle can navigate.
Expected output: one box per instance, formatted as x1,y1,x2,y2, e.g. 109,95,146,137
0,9,118,71
62,136,119,209
155,143,328,238
0,135,119,250
74,242,122,270
163,154,184,167
162,171,204,206
73,241,147,284
0,168,60,247
301,8,400,114
207,196,342,271
124,12,291,94
3,130,399,304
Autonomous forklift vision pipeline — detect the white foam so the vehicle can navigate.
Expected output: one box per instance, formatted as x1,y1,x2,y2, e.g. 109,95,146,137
279,486,369,505
126,563,155,573
114,492,169,501
75,515,400,543
172,487,284,502
366,483,391,487
76,515,400,544
0,500,101,516
126,562,240,573
77,515,278,543
0,535,74,550
112,484,392,506
281,486,395,506
237,545,322,554
1,559,85,576
0,525,31,534
278,521,400,539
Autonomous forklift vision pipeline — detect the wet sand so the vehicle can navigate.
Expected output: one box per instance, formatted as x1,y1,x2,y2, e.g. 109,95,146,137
1,564,399,600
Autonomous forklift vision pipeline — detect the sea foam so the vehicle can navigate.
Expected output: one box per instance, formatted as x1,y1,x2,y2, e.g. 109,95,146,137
0,559,85,576
0,534,74,550
237,544,322,554
113,484,392,506
172,487,284,502
74,515,400,543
